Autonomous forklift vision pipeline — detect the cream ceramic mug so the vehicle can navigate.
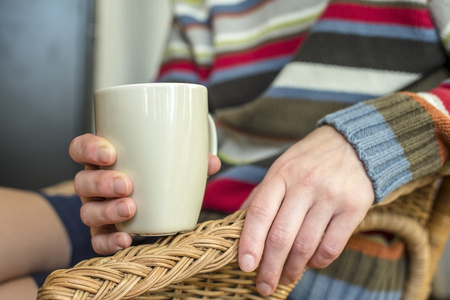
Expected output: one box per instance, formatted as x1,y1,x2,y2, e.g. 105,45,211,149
94,83,217,236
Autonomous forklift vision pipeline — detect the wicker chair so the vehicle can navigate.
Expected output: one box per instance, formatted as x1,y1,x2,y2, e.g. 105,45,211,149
37,170,450,300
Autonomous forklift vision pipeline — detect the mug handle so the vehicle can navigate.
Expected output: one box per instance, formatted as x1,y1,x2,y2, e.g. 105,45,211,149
208,114,218,156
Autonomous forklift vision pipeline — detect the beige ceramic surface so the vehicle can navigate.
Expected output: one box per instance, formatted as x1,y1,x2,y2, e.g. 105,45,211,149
95,83,216,236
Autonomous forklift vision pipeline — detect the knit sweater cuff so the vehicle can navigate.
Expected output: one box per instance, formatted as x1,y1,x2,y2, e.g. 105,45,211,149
319,93,442,204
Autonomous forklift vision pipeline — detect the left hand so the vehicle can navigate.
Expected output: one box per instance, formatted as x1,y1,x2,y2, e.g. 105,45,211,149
238,125,375,296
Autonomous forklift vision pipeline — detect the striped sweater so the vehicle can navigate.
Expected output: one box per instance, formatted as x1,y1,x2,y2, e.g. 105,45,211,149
157,0,450,298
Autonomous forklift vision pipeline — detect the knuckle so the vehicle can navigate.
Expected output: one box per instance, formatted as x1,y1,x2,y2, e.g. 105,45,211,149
91,236,105,255
73,171,86,195
321,244,341,260
96,171,114,195
310,245,341,269
70,134,90,158
267,225,291,247
79,203,92,226
247,202,272,224
81,200,111,227
274,161,293,178
291,239,316,257
322,182,340,200
74,170,111,197
68,137,78,158
73,133,102,163
292,166,322,195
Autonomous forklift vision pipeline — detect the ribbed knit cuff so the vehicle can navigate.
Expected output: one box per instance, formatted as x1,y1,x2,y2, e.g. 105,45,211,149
319,93,441,204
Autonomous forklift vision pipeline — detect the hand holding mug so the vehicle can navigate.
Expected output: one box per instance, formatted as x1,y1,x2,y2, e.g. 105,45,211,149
69,83,221,254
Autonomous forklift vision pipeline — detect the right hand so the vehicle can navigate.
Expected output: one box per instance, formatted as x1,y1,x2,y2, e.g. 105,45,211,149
69,133,221,255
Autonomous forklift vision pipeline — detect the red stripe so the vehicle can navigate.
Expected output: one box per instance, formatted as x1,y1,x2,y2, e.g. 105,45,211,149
203,178,256,213
430,84,450,114
214,35,304,70
158,60,211,81
321,3,434,28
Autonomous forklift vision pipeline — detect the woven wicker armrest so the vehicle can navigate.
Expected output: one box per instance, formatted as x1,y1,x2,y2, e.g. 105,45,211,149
37,173,450,300
38,210,295,299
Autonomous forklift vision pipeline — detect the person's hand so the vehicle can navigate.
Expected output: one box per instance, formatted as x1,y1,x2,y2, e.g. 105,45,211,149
69,133,221,255
238,125,374,296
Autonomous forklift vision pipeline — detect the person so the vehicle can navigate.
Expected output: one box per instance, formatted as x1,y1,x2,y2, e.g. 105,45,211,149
3,0,449,299
71,0,450,298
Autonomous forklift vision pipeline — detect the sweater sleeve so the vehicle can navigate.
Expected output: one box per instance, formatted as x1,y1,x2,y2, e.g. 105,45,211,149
319,85,450,203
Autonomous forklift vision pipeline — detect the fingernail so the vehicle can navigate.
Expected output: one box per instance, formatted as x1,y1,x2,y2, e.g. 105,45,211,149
240,254,256,272
113,177,129,195
97,147,113,164
117,201,131,218
115,234,128,251
257,282,272,296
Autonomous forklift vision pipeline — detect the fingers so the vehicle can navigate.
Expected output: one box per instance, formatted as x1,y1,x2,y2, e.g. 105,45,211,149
90,226,133,255
70,133,137,256
80,197,136,228
279,202,335,285
208,153,221,176
74,169,132,199
69,133,116,166
308,212,362,269
252,190,309,295
238,174,286,273
237,126,375,296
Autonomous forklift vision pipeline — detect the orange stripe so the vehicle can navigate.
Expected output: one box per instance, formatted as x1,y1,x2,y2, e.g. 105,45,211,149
346,234,405,261
400,91,450,165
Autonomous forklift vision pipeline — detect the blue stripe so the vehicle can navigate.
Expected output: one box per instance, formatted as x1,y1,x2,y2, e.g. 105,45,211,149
177,15,209,27
312,20,439,42
288,270,402,300
211,0,264,15
213,165,267,184
264,86,379,103
443,78,450,84
209,56,291,85
178,0,264,25
157,73,204,85
320,103,412,203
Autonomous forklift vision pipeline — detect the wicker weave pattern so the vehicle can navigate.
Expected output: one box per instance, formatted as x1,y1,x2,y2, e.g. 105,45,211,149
37,174,450,300
38,210,294,300
370,180,438,226
135,264,293,299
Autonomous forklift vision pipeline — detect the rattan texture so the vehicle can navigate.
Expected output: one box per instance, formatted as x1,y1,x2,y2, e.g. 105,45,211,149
38,210,295,300
37,173,450,300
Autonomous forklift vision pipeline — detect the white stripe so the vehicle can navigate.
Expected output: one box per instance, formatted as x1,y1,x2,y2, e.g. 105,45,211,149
175,2,209,22
215,4,325,44
193,44,214,55
417,92,450,118
272,62,421,95
208,0,247,6
167,39,213,56
217,127,295,165
366,0,426,3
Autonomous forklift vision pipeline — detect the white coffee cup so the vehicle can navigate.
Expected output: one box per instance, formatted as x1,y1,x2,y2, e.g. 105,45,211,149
94,83,217,236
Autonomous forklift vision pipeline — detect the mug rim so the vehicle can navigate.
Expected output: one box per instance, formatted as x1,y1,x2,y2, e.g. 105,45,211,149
95,82,206,95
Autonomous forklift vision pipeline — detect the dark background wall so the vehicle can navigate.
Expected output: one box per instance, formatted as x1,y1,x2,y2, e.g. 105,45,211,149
0,0,94,189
